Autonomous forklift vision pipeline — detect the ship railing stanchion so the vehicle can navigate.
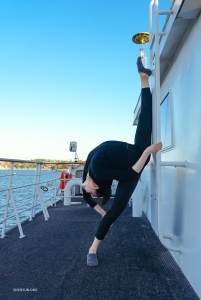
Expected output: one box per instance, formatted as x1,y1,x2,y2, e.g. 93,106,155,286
30,163,38,221
3,162,25,238
1,162,13,238
52,163,58,207
37,163,49,220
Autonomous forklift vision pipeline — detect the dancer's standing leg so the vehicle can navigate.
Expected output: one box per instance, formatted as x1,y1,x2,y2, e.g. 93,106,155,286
87,65,153,267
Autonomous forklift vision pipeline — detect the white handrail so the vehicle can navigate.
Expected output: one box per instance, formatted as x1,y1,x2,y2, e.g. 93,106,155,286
161,161,187,167
0,158,85,165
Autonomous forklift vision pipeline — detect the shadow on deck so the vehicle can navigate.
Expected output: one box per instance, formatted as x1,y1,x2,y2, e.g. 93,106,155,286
0,198,199,300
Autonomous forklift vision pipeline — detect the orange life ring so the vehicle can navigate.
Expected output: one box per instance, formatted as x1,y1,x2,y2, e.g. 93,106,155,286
60,171,72,191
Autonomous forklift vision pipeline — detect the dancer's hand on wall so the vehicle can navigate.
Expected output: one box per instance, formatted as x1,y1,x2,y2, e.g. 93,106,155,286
145,142,163,155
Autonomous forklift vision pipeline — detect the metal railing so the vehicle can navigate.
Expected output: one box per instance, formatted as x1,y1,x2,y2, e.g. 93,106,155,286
0,158,84,238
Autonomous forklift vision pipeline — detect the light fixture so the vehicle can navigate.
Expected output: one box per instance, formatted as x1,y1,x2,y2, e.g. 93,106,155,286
132,32,149,67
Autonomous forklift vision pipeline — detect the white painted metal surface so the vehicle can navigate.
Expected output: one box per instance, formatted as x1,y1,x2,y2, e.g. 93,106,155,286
152,0,183,253
131,180,143,217
64,178,82,205
137,0,201,296
159,10,201,293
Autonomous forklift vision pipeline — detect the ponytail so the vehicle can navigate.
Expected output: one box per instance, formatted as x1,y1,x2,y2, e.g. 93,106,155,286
96,186,111,206
101,188,111,205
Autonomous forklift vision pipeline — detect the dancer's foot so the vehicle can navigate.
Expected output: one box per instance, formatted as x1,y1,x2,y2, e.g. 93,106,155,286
137,57,152,77
87,253,98,267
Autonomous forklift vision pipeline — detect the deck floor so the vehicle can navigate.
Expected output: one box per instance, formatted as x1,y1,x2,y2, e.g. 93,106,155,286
0,198,199,300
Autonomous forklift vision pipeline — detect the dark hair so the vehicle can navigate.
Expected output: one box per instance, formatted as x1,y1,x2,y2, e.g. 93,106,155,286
96,186,111,205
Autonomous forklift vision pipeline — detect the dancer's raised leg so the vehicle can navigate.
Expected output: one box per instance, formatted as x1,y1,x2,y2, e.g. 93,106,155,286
86,59,152,267
134,57,152,153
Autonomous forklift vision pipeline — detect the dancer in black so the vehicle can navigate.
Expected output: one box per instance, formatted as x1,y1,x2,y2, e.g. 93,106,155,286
82,57,162,266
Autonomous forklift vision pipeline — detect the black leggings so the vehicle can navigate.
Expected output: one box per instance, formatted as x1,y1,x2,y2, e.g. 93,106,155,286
95,88,152,240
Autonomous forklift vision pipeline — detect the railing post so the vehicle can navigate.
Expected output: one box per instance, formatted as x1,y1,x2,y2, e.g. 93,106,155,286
30,163,38,221
1,162,13,238
10,189,26,238
154,0,162,238
37,164,49,220
36,185,49,220
52,163,58,207
3,162,26,238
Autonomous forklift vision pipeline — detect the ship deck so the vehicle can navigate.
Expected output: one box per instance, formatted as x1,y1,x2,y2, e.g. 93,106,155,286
0,198,199,300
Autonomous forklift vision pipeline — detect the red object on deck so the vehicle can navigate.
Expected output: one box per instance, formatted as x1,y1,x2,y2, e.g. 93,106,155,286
60,171,72,191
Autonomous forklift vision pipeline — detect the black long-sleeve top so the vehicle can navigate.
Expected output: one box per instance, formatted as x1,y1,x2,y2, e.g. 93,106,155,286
82,141,143,208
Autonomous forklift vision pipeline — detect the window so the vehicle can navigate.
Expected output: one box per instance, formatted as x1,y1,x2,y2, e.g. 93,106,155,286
160,93,173,151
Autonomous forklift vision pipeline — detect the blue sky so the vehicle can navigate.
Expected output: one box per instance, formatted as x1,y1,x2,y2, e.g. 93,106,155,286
0,0,169,161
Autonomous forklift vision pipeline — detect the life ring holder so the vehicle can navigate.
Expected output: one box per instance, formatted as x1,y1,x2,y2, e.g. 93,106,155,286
41,186,48,192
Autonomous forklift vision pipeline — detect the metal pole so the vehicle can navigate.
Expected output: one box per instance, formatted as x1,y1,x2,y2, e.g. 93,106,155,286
9,190,26,238
33,164,39,218
149,0,154,67
155,0,163,244
3,163,26,238
30,163,38,220
37,164,49,220
37,186,49,220
52,163,58,207
1,162,13,238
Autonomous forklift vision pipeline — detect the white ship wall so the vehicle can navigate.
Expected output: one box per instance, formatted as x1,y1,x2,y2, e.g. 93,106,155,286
140,12,201,298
